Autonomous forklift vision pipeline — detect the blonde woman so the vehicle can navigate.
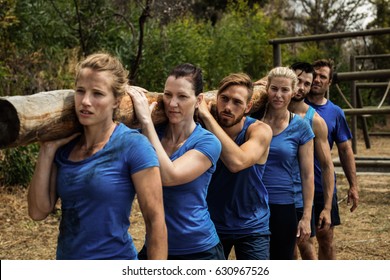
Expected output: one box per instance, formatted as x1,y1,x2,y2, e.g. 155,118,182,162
28,53,167,260
261,67,315,260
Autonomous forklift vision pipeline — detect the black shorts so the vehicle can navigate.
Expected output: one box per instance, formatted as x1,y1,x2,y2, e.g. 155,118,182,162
313,192,341,227
295,206,316,237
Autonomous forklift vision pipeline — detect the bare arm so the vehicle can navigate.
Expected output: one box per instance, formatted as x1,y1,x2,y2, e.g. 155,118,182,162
296,139,315,244
198,98,272,173
337,140,359,212
132,167,167,260
28,134,79,220
128,88,213,186
312,113,334,230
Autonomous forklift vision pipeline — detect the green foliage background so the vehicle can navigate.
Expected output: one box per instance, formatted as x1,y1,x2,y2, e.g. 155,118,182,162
0,0,389,186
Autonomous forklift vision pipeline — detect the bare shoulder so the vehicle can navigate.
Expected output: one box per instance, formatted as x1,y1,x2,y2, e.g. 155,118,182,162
312,112,328,135
248,119,272,138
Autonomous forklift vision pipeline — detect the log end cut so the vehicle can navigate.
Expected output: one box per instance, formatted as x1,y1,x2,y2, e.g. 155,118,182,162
0,99,20,149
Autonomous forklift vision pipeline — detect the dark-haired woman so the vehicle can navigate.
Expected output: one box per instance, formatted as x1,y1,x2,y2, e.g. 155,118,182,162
129,63,224,260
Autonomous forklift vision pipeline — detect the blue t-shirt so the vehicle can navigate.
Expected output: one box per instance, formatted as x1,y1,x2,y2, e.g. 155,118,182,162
293,106,315,208
305,99,352,193
55,123,159,260
263,114,314,205
157,123,222,255
207,117,270,235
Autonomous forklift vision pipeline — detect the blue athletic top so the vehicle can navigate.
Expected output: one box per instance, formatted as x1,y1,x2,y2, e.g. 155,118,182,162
55,123,159,260
263,114,314,204
305,99,352,193
293,106,316,208
156,123,222,255
206,116,270,235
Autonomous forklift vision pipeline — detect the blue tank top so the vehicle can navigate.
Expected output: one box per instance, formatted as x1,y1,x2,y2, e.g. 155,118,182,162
207,117,270,235
293,106,315,208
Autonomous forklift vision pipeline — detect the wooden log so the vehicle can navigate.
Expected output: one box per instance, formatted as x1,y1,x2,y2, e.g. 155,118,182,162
0,90,81,149
0,85,267,149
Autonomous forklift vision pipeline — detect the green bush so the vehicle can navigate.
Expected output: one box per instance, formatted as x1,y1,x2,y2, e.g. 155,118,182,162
136,0,279,92
204,1,276,86
136,16,212,91
0,144,39,187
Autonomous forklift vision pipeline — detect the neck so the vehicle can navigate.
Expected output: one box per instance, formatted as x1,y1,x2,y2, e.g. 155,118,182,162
166,121,196,144
264,105,288,120
262,107,290,135
222,116,246,140
82,121,116,151
262,106,290,124
307,93,327,105
288,100,309,117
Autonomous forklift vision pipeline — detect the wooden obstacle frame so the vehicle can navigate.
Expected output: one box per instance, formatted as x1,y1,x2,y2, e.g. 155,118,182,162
269,28,390,155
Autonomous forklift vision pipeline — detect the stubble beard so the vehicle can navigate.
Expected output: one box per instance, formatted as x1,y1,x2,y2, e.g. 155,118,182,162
217,111,245,128
310,83,329,97
292,94,305,102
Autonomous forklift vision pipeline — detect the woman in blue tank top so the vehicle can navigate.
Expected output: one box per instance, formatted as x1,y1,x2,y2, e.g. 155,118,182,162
261,67,315,260
129,63,224,260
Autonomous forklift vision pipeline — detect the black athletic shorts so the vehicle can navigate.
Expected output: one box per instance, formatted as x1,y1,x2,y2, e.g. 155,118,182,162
313,192,341,227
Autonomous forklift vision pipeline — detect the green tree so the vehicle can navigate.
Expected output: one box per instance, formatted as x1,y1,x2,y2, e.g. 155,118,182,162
0,0,20,96
204,0,277,86
136,0,280,91
367,0,390,69
135,16,212,91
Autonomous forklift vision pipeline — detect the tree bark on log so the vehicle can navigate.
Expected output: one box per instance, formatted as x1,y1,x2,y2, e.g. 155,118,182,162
0,86,267,149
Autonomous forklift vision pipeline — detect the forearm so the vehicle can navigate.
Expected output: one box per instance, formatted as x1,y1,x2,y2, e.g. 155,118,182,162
28,149,57,220
140,121,178,185
301,178,314,221
133,168,167,259
299,142,314,221
145,218,168,260
320,164,334,210
297,176,313,241
339,145,358,191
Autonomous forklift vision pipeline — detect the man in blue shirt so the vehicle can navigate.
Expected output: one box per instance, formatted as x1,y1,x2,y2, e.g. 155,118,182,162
198,73,273,260
305,59,359,260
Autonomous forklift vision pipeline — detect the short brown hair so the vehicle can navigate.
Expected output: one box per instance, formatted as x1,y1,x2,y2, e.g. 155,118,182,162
217,73,253,102
312,59,334,82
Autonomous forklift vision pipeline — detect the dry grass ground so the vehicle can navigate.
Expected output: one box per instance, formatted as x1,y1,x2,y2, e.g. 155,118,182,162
1,132,389,260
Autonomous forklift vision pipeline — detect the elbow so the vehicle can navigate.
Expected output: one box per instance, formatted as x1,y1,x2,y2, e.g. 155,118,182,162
226,165,242,173
28,209,49,221
223,161,243,173
28,203,52,221
161,175,178,186
161,179,175,186
221,157,247,173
